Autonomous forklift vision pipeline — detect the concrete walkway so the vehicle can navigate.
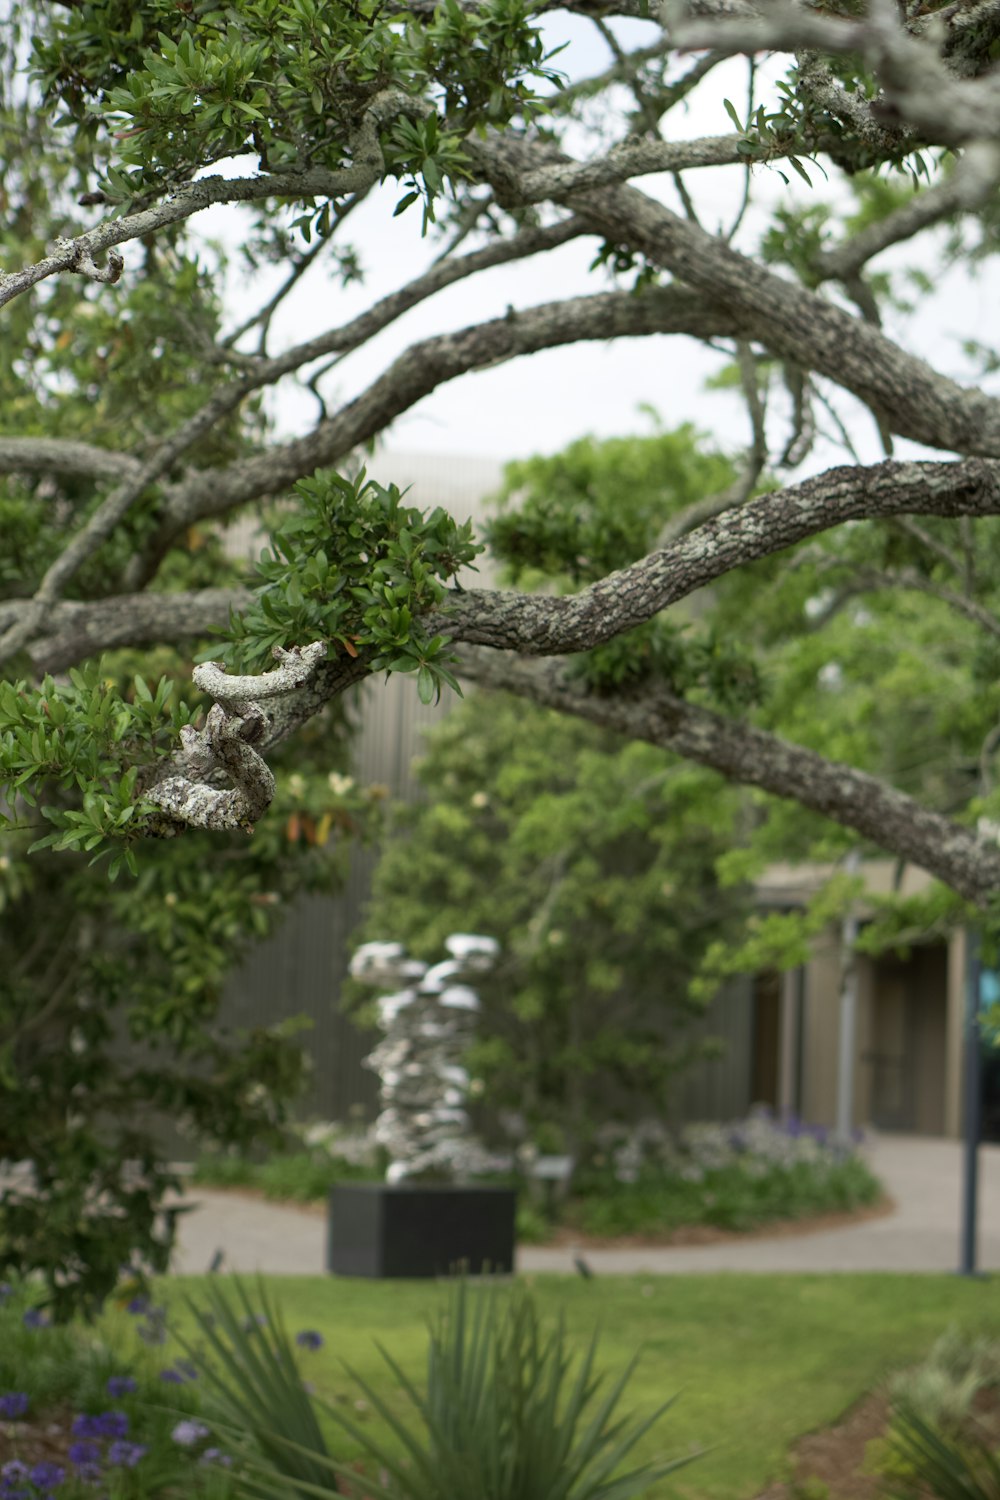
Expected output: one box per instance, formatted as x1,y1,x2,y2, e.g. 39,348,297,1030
170,1134,1000,1276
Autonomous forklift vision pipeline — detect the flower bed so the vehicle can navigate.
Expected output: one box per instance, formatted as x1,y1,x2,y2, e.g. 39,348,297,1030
190,1108,882,1245
561,1108,881,1239
0,1281,322,1499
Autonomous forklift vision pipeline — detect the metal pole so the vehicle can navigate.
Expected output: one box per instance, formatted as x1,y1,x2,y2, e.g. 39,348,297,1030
836,851,860,1139
959,928,983,1277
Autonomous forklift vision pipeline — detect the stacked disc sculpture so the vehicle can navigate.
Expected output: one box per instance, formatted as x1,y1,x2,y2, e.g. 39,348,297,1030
349,933,501,1184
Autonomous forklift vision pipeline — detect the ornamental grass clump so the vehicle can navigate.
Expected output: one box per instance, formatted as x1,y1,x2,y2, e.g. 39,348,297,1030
175,1276,340,1500
863,1330,1000,1500
182,1276,698,1500
881,1405,1000,1500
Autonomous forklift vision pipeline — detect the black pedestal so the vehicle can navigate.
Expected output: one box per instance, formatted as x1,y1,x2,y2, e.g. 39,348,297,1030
327,1182,516,1278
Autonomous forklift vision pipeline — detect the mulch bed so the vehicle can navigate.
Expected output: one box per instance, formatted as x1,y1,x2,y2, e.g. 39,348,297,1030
754,1391,893,1500
755,1380,1000,1500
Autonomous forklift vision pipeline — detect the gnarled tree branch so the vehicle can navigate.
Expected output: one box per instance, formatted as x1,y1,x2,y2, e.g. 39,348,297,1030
453,645,1000,907
440,458,1000,655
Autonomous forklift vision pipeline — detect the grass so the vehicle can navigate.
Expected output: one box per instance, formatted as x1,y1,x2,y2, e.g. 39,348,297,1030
152,1274,999,1500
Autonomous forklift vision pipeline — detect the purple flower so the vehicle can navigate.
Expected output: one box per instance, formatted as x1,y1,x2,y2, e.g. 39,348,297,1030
29,1462,65,1489
0,1392,29,1419
107,1442,146,1469
176,1359,198,1380
241,1313,267,1333
0,1284,12,1306
295,1329,324,1351
0,1462,27,1482
67,1440,101,1469
199,1449,233,1468
22,1307,49,1329
158,1368,185,1385
72,1410,129,1440
106,1375,137,1398
171,1419,210,1447
125,1295,149,1316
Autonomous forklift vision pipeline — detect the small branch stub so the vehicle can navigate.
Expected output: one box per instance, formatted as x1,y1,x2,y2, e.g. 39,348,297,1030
192,641,327,706
148,643,326,832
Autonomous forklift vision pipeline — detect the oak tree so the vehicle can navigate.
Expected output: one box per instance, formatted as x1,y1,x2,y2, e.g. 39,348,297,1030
7,0,1000,1304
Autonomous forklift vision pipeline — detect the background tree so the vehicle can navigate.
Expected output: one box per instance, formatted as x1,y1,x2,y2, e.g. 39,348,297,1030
356,691,750,1165
482,418,1000,978
9,0,1000,1306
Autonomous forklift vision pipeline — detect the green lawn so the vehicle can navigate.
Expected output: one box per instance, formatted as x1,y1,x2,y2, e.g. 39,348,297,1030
156,1274,1000,1500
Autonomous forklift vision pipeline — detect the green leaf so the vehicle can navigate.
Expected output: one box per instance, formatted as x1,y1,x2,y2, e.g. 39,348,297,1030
722,97,744,133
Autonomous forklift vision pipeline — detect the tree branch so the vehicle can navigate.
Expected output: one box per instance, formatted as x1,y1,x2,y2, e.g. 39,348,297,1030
145,643,326,831
0,438,143,483
815,141,1000,284
441,458,1000,655
667,0,1000,145
124,285,739,577
20,588,254,676
452,646,1000,907
0,91,426,312
0,218,593,660
19,460,1000,675
804,560,1000,639
506,130,849,202
476,134,1000,455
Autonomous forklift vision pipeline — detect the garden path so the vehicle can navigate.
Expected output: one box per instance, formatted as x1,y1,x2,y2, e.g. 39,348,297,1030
168,1134,1000,1276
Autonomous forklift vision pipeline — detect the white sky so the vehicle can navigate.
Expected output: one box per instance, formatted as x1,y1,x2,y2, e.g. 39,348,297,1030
186,13,1000,482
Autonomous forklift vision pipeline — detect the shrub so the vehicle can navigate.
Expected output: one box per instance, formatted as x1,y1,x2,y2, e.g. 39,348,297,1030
887,1327,1000,1432
191,1122,384,1203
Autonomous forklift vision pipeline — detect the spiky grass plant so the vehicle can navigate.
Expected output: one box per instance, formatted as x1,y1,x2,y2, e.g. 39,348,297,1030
885,1404,1000,1500
182,1277,698,1500
177,1276,342,1498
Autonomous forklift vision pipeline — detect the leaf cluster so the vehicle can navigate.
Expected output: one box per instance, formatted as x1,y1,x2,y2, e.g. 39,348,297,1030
30,0,563,225
488,424,735,585
570,620,764,712
0,689,368,1316
217,467,482,704
0,665,198,877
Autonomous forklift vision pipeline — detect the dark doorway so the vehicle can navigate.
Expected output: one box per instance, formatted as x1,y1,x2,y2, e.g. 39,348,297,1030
864,944,946,1134
751,971,780,1110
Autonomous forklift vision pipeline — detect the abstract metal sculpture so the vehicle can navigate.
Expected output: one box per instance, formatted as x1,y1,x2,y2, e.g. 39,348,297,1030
349,934,501,1184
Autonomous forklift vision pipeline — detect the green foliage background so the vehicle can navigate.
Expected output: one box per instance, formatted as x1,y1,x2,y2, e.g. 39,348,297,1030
356,692,750,1161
